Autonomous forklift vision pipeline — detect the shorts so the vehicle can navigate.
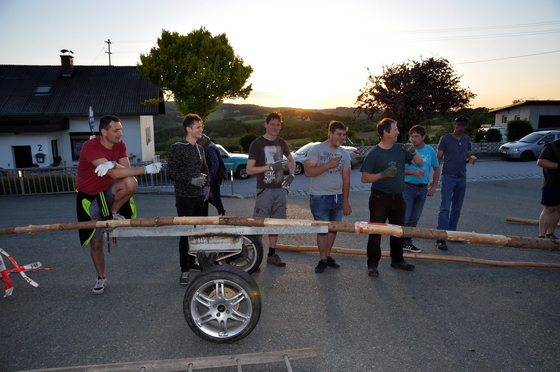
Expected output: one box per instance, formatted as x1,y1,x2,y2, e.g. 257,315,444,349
77,182,136,246
253,188,287,219
309,194,343,222
541,187,560,207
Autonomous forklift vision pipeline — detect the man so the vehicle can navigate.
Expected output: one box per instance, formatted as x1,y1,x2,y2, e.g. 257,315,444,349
247,112,296,267
167,114,210,285
537,138,560,239
305,121,352,273
76,114,162,294
198,134,227,216
360,118,423,277
435,115,477,251
402,125,440,253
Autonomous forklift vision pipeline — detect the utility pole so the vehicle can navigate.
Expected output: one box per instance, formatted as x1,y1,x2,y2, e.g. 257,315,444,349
105,39,112,66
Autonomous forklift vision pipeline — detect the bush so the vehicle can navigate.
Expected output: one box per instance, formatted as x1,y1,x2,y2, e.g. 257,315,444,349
239,133,259,153
0,174,76,195
507,120,533,141
485,128,503,142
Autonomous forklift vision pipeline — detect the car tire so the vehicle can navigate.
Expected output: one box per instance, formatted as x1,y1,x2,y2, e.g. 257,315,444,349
235,165,249,179
520,151,533,162
294,162,304,175
183,265,261,343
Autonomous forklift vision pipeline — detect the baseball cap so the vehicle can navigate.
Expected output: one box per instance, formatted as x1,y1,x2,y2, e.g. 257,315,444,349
455,115,469,124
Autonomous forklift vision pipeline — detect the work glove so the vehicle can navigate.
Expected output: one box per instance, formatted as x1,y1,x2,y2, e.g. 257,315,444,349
403,143,417,156
269,159,285,172
95,161,117,177
203,186,211,201
380,166,397,179
144,162,162,174
191,177,206,187
282,174,295,188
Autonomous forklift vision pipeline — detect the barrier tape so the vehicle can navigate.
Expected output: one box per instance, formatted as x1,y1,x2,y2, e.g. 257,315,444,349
0,248,48,297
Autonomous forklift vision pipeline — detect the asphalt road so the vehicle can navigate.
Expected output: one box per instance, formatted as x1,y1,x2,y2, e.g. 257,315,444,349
1,164,559,371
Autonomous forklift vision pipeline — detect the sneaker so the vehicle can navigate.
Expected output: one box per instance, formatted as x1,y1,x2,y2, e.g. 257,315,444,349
326,256,340,269
390,261,415,271
112,212,126,220
436,240,448,251
403,244,421,253
92,277,107,295
367,267,379,277
179,271,190,285
315,260,327,273
267,253,286,267
546,234,558,240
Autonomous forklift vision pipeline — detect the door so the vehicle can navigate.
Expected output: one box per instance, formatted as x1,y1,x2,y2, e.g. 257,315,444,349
13,146,33,168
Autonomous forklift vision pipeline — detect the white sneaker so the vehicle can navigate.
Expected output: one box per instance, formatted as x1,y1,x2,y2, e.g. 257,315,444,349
112,212,126,220
92,277,107,294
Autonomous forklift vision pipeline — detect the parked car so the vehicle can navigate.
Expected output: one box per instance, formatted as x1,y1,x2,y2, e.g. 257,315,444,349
215,144,250,179
284,142,362,175
498,130,560,161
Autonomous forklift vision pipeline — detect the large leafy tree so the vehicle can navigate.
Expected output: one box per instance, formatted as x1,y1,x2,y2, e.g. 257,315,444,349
356,56,476,138
138,28,253,120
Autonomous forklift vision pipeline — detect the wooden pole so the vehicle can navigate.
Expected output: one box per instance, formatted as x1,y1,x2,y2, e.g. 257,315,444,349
276,244,560,268
1,216,558,251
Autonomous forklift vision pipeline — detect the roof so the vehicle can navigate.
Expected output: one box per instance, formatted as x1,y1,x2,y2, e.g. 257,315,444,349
489,100,560,113
0,65,164,118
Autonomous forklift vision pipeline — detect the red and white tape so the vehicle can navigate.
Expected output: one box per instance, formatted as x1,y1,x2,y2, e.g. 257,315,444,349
0,248,48,297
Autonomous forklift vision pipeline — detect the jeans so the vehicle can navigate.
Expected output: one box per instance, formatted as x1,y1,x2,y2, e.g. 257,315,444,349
403,183,428,246
309,194,344,222
366,189,406,267
437,175,467,232
176,195,204,272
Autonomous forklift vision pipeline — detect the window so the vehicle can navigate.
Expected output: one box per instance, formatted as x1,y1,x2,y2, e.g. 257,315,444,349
34,85,52,96
514,115,520,120
501,115,508,124
70,133,96,160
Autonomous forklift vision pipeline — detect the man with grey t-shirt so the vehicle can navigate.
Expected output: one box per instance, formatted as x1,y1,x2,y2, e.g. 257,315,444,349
305,120,352,273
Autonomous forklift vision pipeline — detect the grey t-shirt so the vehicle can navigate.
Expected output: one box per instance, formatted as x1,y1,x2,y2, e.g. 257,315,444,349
307,142,351,195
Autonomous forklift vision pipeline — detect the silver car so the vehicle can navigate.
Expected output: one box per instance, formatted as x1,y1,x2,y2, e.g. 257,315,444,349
284,142,362,175
499,130,560,161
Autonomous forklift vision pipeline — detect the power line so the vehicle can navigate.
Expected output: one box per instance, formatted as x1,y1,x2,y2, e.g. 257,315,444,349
455,49,560,65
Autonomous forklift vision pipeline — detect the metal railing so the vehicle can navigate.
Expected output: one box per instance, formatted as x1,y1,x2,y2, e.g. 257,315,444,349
0,162,237,196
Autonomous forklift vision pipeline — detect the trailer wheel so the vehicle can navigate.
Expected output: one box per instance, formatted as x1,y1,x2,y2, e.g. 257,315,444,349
183,265,261,343
221,235,263,274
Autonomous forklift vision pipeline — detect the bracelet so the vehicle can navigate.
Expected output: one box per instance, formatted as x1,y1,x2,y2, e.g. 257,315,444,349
143,166,147,175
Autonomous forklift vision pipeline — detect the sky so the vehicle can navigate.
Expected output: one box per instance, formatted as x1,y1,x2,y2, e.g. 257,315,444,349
0,0,559,111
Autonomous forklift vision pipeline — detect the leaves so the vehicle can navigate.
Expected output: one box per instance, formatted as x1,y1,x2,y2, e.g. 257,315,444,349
356,56,476,137
137,28,253,121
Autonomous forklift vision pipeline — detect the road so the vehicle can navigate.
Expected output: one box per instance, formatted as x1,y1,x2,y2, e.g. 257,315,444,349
216,156,543,197
1,165,559,371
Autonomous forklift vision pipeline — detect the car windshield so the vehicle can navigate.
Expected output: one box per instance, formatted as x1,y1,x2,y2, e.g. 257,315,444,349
519,133,545,143
294,143,317,155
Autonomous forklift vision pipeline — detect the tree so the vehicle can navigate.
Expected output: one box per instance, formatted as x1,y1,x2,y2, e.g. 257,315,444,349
356,56,476,139
138,28,253,120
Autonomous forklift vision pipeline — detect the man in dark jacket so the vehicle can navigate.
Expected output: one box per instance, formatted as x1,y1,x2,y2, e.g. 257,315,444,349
198,134,227,216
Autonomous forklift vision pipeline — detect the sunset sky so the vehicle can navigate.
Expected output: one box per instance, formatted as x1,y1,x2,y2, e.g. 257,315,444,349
1,0,558,111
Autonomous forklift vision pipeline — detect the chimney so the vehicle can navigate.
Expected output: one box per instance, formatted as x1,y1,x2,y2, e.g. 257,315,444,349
60,54,74,77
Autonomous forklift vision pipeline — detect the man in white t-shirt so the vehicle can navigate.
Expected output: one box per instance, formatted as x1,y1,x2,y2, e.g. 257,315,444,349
305,121,352,273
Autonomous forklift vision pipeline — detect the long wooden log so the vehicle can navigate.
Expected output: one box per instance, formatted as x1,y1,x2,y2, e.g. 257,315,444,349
1,216,558,251
276,244,560,268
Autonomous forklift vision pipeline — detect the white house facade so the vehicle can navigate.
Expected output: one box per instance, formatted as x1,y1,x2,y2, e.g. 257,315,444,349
489,100,560,130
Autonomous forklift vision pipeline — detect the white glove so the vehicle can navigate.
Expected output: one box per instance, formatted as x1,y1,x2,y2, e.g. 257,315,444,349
269,159,285,171
144,162,162,174
95,161,117,177
203,186,211,201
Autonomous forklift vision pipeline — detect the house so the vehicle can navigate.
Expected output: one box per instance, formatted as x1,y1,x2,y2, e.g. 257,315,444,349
489,100,560,130
0,54,164,169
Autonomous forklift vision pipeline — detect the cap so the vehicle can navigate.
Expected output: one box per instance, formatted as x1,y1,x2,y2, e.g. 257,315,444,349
455,115,469,124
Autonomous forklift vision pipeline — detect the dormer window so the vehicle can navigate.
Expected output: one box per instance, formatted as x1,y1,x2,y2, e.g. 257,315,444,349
34,85,52,96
